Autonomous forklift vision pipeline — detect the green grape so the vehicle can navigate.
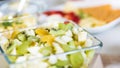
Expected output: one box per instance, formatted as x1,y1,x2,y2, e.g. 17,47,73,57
69,52,84,68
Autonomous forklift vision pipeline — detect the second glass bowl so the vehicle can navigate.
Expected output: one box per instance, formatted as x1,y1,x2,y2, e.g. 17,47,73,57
0,15,37,32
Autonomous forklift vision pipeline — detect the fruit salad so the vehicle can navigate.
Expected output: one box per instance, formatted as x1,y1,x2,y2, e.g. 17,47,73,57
43,10,107,29
0,14,37,32
0,21,95,68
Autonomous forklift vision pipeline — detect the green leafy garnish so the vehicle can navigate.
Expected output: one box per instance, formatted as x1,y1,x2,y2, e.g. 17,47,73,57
2,21,12,28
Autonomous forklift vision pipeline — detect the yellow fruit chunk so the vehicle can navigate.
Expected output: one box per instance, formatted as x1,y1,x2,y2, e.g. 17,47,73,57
31,41,36,46
11,30,19,39
41,35,54,46
74,41,79,46
35,28,49,37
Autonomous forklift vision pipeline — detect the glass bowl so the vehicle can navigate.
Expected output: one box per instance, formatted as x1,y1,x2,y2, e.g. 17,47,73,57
0,20,103,68
0,0,47,16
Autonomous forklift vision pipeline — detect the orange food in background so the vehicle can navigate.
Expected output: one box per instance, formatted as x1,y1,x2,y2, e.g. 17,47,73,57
79,5,120,22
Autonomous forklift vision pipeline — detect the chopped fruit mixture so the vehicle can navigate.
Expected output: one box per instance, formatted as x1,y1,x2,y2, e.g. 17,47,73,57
0,21,95,68
0,14,36,32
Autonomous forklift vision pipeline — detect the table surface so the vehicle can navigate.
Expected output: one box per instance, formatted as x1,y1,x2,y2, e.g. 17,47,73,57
95,23,120,55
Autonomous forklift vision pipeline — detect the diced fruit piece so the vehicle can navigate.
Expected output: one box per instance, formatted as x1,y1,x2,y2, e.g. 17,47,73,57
12,39,22,46
74,41,79,46
79,11,84,18
30,41,36,46
28,36,39,42
15,56,27,63
39,46,52,56
48,66,57,68
53,42,64,54
86,50,95,61
55,37,66,44
17,33,26,41
64,12,80,24
79,11,85,19
73,15,80,24
65,23,73,30
44,11,51,16
41,35,54,46
84,38,93,47
61,41,76,52
64,21,69,24
72,27,79,35
50,29,65,36
69,52,84,68
58,23,66,30
69,41,75,46
58,23,73,31
48,55,57,64
27,46,40,55
7,44,16,54
16,40,32,55
7,39,21,53
78,31,87,42
73,34,78,41
25,30,35,36
57,54,67,61
8,55,17,63
10,48,17,55
78,10,90,19
65,30,72,37
67,12,75,16
64,13,74,20
44,11,65,17
56,60,69,66
35,28,49,37
11,30,19,39
56,66,63,68
61,36,73,44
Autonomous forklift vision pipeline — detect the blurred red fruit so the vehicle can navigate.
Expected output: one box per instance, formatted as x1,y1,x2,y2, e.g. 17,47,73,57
44,11,80,24
64,12,80,24
44,11,65,16
64,21,70,24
